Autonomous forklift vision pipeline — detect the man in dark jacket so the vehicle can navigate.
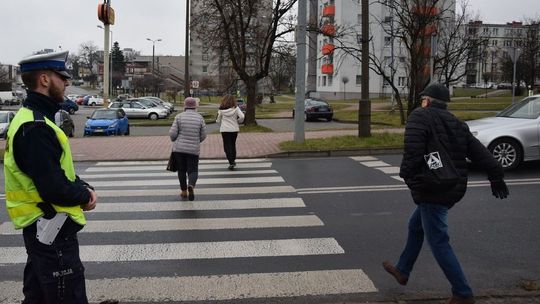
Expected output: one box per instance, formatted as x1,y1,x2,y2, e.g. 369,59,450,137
382,83,509,304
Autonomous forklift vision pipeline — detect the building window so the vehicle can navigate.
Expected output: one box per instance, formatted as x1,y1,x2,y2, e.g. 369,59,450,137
356,74,362,85
483,28,489,35
493,28,499,35
322,76,327,86
357,14,362,25
202,53,209,61
328,75,333,86
356,34,362,44
384,36,392,47
202,66,208,73
398,76,406,87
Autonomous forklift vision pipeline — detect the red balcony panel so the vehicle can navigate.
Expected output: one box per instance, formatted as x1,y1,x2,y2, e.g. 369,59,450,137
322,43,335,55
321,23,336,36
322,5,335,17
322,63,334,75
413,6,439,16
421,24,437,36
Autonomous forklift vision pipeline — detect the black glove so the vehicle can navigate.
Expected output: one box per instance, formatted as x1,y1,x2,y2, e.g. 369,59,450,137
490,180,509,199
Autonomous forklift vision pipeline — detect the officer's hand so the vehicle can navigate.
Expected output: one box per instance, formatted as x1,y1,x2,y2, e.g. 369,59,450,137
82,188,97,211
490,180,509,199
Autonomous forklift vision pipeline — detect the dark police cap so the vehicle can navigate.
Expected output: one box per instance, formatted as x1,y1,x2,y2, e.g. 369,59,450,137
18,51,72,79
420,83,450,102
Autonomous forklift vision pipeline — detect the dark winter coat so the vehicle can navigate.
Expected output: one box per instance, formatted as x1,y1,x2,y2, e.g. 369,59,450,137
399,100,504,207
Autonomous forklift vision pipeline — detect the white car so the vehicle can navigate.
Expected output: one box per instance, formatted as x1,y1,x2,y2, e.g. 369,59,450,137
0,111,16,139
87,95,104,106
466,95,540,169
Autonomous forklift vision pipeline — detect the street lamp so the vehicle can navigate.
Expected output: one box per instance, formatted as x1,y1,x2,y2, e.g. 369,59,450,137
97,25,113,96
146,38,162,76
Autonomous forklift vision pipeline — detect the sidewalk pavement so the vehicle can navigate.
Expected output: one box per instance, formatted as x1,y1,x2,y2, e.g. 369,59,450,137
70,129,365,162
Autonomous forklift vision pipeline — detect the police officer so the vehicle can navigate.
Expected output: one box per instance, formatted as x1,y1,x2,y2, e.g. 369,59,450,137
4,51,97,303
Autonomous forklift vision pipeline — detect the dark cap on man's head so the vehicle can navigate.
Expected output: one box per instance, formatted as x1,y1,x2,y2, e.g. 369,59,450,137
420,83,450,102
18,51,72,79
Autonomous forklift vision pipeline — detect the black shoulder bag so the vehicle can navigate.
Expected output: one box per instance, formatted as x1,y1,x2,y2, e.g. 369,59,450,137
414,111,460,192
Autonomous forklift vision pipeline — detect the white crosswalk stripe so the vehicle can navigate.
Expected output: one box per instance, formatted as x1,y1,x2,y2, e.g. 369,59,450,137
0,158,378,303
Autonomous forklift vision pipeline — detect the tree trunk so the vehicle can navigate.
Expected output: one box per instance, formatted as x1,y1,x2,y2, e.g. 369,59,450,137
244,78,258,126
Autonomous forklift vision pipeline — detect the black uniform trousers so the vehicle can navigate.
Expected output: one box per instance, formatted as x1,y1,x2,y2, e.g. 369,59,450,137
221,132,238,165
22,221,88,304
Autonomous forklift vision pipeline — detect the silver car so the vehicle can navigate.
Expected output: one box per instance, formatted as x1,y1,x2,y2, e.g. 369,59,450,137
109,100,169,120
466,94,540,169
0,110,16,139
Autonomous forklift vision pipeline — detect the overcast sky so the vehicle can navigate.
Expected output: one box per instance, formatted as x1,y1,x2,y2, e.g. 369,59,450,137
1,0,538,65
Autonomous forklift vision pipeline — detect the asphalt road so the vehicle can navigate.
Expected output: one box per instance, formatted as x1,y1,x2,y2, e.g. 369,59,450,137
0,156,538,303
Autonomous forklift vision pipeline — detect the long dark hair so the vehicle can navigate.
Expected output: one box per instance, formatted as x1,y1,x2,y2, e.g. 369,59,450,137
219,95,237,110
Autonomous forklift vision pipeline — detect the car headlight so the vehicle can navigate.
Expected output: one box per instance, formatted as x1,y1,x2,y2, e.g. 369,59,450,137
85,123,90,128
109,122,118,128
0,126,6,133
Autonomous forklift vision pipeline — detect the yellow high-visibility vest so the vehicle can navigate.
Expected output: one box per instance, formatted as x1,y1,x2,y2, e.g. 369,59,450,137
4,107,86,229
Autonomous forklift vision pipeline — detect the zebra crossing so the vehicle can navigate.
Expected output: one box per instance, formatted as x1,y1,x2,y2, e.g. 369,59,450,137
350,156,404,182
0,159,377,303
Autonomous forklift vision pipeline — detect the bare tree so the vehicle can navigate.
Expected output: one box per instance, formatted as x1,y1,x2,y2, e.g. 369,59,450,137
191,0,297,125
78,42,100,87
269,43,296,93
434,0,488,88
199,76,216,102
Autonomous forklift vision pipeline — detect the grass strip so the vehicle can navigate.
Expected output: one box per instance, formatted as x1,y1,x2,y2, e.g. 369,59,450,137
280,133,404,151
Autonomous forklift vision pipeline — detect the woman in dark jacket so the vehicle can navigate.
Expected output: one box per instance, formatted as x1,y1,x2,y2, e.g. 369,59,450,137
382,83,509,304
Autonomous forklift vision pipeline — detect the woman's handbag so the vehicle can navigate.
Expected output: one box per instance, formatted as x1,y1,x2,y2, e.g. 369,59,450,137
166,152,177,172
410,111,460,192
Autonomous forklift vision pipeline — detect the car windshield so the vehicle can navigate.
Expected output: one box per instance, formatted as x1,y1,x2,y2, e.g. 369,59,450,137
497,96,540,119
0,113,8,123
92,111,117,120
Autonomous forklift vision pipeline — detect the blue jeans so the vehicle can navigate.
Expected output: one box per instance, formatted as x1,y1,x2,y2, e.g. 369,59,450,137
396,203,473,298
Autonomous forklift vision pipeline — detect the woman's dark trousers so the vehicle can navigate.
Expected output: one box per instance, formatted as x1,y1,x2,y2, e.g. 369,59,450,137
221,132,238,165
174,152,199,190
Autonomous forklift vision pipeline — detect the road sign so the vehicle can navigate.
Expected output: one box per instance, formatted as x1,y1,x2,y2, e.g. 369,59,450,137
191,81,199,89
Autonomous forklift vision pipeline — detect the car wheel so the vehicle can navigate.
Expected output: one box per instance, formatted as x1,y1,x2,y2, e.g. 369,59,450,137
326,116,333,122
488,138,523,170
125,125,130,136
149,113,158,120
91,102,96,106
69,108,75,115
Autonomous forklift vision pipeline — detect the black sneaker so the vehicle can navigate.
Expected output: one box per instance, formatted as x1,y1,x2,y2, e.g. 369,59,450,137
228,164,234,170
187,185,195,201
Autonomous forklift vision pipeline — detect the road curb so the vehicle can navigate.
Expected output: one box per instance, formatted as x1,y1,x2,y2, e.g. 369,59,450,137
268,147,403,158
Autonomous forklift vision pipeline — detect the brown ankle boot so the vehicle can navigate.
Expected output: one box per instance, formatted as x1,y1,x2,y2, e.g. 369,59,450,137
180,190,188,199
445,295,475,304
382,260,408,285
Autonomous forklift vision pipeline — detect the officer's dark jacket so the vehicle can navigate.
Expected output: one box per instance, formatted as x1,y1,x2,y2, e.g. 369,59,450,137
13,91,91,209
399,100,503,207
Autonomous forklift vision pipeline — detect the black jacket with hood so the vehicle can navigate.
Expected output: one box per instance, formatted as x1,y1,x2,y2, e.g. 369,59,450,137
399,100,504,208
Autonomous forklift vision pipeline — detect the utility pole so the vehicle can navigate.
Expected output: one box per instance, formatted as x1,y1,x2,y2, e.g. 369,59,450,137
146,38,162,96
294,0,307,143
97,0,114,107
185,0,191,98
358,0,370,137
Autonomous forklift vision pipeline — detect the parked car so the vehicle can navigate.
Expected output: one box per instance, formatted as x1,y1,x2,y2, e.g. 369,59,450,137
60,97,79,114
0,91,20,106
141,96,175,113
108,100,169,120
496,82,513,90
0,110,16,139
54,109,75,137
466,94,540,170
292,98,333,121
87,95,104,106
237,99,247,113
84,108,129,136
136,98,172,115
